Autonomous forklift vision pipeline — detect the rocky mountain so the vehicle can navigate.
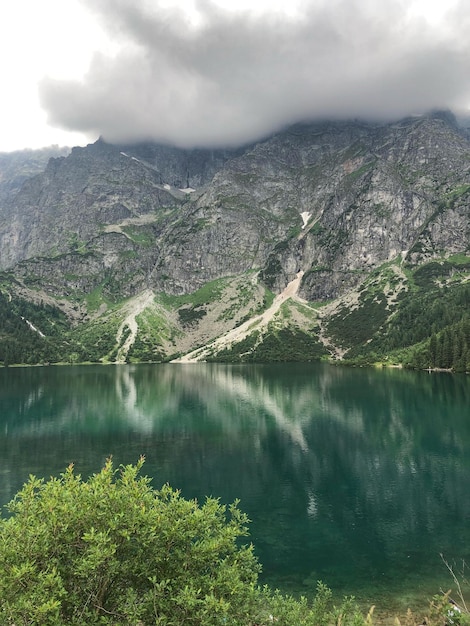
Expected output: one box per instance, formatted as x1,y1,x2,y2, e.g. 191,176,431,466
0,145,70,208
0,111,469,369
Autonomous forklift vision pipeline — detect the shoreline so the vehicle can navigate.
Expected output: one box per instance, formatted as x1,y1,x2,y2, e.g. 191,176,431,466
1,357,468,375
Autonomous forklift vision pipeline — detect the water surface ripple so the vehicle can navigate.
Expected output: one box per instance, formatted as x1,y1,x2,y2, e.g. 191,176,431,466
1,363,469,611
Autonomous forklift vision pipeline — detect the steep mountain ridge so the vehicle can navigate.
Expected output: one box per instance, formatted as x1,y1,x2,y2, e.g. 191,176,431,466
0,112,469,368
0,146,70,209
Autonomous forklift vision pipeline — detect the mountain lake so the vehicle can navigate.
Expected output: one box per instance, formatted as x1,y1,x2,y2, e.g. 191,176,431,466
0,362,469,617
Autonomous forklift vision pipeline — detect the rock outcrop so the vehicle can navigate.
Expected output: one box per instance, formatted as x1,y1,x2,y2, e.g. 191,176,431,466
0,111,469,364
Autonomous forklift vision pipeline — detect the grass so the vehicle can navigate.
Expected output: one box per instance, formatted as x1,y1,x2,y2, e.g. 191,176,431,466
446,253,470,265
132,305,182,351
446,183,470,201
121,225,154,246
158,277,228,308
345,159,376,181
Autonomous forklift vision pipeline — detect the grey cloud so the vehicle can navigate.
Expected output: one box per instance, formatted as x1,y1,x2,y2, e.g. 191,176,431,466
39,0,470,148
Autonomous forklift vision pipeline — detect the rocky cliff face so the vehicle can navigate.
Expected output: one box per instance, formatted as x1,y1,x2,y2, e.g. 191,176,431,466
3,112,469,296
0,146,70,210
1,111,469,365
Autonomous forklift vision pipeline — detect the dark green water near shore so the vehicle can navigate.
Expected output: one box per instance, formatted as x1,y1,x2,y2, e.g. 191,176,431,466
1,363,469,612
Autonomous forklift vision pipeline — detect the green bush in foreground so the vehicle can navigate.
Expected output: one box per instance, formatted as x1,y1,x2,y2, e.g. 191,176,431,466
0,459,368,626
0,459,259,625
1,459,464,626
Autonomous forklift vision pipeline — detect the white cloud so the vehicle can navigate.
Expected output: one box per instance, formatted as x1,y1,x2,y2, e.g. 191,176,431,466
0,0,109,150
1,0,469,151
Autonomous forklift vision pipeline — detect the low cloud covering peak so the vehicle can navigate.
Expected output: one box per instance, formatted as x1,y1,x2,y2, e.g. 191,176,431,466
39,0,470,148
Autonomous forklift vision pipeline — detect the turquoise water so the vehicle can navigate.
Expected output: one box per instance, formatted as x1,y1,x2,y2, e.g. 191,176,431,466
0,362,469,612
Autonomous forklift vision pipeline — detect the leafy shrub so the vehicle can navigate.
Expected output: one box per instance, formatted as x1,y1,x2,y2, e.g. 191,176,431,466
177,304,207,326
327,293,388,349
208,328,327,363
0,459,259,625
0,459,372,626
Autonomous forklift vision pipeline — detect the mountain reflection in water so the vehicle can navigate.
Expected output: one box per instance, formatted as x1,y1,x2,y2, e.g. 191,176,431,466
0,363,469,608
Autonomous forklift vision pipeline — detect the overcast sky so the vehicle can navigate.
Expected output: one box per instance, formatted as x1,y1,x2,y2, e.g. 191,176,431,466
1,0,469,152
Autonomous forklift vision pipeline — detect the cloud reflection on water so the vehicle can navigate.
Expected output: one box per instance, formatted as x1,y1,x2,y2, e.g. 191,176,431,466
0,363,469,599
